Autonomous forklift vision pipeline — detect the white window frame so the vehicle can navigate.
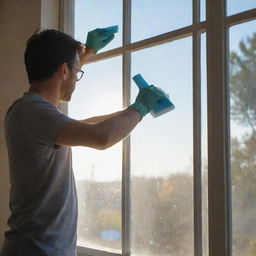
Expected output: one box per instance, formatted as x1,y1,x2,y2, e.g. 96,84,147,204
59,0,256,255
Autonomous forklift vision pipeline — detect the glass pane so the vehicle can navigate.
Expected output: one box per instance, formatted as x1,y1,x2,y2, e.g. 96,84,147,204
69,57,122,252
131,0,192,42
227,0,256,16
131,37,193,255
229,21,256,256
201,0,206,21
75,0,122,52
201,32,209,256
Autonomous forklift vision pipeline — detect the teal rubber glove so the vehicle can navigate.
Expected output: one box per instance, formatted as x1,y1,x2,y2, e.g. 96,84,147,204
85,25,118,53
129,85,166,119
132,74,175,118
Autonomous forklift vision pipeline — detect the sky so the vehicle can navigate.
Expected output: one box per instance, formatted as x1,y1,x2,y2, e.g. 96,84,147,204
69,0,256,181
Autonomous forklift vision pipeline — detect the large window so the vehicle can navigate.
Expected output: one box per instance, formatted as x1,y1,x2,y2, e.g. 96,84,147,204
63,0,256,255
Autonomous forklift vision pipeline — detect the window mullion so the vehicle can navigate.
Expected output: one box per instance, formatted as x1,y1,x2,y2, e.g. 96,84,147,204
193,0,203,255
122,0,132,255
59,0,75,36
59,0,75,115
206,0,232,256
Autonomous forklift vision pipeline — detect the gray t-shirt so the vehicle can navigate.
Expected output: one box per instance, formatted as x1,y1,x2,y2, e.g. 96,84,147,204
2,92,78,256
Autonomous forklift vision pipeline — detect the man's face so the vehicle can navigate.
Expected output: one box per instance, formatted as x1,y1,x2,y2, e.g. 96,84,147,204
61,53,81,102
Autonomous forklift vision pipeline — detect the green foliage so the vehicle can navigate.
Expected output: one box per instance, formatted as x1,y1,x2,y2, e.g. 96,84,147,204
230,32,256,134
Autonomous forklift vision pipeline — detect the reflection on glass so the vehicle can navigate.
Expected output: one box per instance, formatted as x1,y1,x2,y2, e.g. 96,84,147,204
201,33,209,256
69,57,122,252
227,0,256,16
131,0,192,42
75,0,122,52
131,37,193,255
229,21,256,256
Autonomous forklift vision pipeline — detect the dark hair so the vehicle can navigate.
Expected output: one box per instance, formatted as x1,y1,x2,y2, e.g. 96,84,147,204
24,29,82,83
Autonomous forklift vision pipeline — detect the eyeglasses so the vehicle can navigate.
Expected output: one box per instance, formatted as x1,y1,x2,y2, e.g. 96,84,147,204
76,69,84,81
71,66,84,81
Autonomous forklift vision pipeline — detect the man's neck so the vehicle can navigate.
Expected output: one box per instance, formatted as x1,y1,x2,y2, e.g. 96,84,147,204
29,79,61,106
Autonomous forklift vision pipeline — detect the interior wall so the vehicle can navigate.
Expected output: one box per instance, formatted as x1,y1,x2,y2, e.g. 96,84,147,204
0,0,60,248
0,0,41,247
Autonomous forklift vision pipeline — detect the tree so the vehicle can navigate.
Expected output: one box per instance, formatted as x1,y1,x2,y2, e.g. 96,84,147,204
230,32,256,135
230,32,256,256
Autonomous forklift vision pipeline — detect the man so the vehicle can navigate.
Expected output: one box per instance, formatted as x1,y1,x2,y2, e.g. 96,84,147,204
1,28,169,256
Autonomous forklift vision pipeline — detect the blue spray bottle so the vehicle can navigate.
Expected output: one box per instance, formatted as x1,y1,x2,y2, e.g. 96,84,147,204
132,74,175,117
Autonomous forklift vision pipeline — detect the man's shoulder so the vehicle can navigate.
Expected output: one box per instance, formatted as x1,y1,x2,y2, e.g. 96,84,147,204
5,95,25,119
6,92,56,118
5,92,72,146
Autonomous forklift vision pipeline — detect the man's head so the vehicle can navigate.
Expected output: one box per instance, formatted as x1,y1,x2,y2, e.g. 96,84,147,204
24,29,83,101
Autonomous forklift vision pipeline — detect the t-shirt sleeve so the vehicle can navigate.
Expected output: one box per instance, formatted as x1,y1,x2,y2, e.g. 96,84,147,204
20,100,75,146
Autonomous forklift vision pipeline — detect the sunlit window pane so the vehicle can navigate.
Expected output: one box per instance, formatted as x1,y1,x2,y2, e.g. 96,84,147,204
227,0,256,16
201,0,206,21
130,37,193,256
131,0,192,42
229,21,256,256
69,57,122,252
75,0,122,52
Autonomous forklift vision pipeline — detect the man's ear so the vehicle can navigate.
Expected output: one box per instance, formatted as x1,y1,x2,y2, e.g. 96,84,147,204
57,63,69,80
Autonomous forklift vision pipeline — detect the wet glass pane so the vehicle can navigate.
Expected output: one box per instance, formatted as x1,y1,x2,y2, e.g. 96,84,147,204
75,0,122,52
130,37,193,255
69,57,122,252
227,0,256,16
131,0,192,42
229,20,256,256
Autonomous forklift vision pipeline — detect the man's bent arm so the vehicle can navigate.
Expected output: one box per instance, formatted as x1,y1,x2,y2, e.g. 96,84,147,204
54,108,140,150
